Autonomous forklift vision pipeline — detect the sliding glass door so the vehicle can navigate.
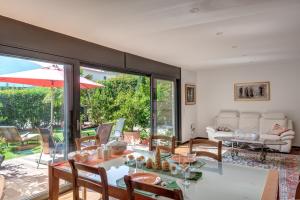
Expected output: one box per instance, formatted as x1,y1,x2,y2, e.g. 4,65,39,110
152,77,176,137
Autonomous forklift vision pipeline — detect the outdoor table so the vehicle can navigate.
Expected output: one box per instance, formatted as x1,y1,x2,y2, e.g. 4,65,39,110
48,149,279,200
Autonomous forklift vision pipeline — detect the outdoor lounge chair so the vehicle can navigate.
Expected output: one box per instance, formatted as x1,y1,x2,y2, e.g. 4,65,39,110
0,126,39,146
96,123,113,144
114,118,126,138
36,128,64,168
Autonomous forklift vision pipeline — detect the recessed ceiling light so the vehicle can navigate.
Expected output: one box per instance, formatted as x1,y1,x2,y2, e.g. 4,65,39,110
216,32,223,36
190,7,200,13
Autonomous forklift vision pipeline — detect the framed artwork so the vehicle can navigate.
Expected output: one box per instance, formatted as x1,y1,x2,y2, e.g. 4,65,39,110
185,84,196,105
234,81,270,101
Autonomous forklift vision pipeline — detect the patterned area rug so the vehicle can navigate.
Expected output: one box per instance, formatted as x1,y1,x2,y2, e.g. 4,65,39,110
223,149,300,200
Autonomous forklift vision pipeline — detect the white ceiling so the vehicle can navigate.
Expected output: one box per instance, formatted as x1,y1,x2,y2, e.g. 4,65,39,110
0,0,300,70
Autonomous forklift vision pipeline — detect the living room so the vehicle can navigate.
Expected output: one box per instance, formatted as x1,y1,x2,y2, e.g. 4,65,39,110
0,1,300,200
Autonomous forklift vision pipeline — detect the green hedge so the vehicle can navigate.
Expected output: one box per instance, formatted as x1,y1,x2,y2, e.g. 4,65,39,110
0,87,62,129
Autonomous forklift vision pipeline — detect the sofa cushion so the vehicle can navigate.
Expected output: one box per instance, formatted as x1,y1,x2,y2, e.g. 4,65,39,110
218,111,238,118
262,113,286,119
259,118,287,135
260,134,280,141
238,112,260,133
214,131,234,138
216,117,238,130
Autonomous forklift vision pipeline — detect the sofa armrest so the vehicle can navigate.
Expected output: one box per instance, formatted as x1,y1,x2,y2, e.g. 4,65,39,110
206,126,216,133
280,130,295,138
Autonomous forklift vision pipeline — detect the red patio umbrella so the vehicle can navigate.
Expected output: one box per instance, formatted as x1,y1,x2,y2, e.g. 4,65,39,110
0,65,103,132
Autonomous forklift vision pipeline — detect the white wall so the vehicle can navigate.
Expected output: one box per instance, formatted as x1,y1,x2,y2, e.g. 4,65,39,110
194,63,300,146
181,69,197,142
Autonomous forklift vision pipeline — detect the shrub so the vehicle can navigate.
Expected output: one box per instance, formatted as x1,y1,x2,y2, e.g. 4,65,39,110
0,87,63,129
80,75,151,131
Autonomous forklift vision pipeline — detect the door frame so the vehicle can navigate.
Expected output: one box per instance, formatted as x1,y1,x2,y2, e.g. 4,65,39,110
0,44,80,152
151,74,181,142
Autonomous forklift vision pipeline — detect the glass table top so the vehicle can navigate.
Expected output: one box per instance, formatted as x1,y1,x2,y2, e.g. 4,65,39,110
59,150,269,200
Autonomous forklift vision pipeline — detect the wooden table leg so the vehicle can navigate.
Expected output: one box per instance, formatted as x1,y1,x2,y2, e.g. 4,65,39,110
49,165,59,200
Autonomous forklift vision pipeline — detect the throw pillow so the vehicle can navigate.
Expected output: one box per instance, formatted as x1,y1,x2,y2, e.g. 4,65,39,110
217,126,232,132
271,124,289,135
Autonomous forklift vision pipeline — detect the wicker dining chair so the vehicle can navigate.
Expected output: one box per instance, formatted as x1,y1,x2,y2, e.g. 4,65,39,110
124,175,183,200
149,135,175,154
68,159,109,200
189,138,222,162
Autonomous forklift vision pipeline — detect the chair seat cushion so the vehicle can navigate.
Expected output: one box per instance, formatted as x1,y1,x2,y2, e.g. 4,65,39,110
21,133,40,141
213,131,234,138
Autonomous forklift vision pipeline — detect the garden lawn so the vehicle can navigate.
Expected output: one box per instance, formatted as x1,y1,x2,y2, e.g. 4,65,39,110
3,127,96,160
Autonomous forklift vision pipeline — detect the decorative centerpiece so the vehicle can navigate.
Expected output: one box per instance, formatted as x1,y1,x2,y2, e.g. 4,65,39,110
68,151,89,163
128,154,135,161
136,156,145,168
155,147,162,170
107,140,127,155
162,160,170,171
146,158,153,169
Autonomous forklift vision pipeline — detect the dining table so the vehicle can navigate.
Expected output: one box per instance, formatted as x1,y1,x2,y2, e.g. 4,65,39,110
48,148,279,200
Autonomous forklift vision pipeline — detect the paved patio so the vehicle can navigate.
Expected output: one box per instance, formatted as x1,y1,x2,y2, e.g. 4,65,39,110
0,153,64,200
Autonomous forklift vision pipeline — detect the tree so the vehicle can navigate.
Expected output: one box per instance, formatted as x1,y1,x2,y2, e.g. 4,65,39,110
80,74,150,131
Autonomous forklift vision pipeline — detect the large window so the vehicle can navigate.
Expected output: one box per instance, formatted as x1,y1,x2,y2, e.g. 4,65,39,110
80,66,151,147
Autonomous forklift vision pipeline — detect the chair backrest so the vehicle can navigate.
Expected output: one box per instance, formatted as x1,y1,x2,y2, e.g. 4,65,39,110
75,135,100,151
114,118,126,137
124,175,183,200
0,126,22,143
96,123,113,144
189,139,222,162
37,128,56,154
68,159,109,200
149,135,175,154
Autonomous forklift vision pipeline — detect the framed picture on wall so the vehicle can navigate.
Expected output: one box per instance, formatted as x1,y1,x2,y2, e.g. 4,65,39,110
234,81,270,101
185,84,196,105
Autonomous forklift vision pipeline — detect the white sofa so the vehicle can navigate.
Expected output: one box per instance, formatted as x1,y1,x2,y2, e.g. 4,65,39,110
206,111,295,153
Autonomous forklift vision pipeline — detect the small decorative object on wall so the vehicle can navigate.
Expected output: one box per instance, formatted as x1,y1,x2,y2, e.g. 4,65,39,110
185,84,196,105
234,81,270,101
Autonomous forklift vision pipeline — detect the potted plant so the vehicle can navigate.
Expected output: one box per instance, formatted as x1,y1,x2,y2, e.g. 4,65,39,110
140,130,150,145
0,137,6,167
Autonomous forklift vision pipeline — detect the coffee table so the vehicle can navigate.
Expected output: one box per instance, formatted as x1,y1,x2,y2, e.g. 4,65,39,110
215,136,287,161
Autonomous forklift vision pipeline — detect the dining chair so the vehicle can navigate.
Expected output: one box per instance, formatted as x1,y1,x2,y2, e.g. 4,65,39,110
74,135,101,199
75,135,100,151
96,123,113,144
189,138,222,162
124,175,184,200
68,159,109,200
149,135,176,154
